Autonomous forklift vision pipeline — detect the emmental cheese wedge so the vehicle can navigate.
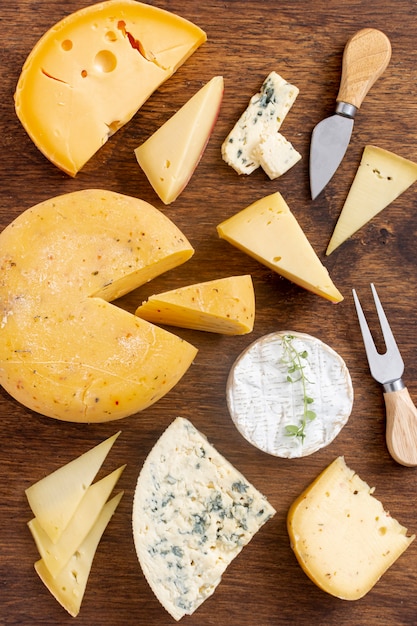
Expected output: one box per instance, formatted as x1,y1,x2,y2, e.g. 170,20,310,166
135,275,255,334
217,192,343,303
0,189,197,422
14,0,206,176
326,146,417,255
35,491,123,617
25,432,120,543
135,76,224,204
287,456,415,600
132,417,275,621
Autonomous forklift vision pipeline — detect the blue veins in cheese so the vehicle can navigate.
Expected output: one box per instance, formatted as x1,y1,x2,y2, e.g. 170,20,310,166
221,71,301,178
132,416,276,621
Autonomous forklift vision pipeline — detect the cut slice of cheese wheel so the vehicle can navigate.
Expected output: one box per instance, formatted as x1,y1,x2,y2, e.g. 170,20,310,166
135,275,255,334
135,76,224,204
14,0,206,176
35,491,123,617
217,192,343,303
226,331,353,458
326,145,417,255
132,416,275,621
0,189,197,422
287,456,415,599
25,432,120,543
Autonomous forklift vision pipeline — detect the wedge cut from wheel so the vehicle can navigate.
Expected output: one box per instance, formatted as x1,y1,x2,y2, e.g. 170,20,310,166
135,275,255,334
14,0,206,176
217,192,343,303
326,146,417,255
135,76,224,204
0,189,197,422
132,417,275,620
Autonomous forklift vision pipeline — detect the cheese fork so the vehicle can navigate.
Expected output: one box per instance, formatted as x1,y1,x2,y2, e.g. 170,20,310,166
352,283,417,467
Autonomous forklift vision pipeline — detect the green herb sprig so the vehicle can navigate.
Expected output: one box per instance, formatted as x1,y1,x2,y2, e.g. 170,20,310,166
281,334,316,442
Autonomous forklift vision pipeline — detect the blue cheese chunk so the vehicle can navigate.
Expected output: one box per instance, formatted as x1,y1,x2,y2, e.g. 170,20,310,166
132,417,275,620
252,132,301,180
221,71,299,176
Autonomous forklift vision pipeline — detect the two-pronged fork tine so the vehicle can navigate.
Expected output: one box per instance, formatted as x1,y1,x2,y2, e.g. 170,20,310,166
353,284,417,467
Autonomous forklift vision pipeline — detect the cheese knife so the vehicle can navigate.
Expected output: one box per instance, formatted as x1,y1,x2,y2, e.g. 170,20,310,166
309,28,391,200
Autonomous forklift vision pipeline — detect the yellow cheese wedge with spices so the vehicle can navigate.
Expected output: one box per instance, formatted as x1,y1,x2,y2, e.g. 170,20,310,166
287,456,415,600
135,76,224,204
14,0,206,176
0,189,197,422
135,275,255,334
217,192,343,303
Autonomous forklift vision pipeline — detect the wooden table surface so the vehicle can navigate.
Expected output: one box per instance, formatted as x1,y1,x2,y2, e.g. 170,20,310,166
2,1,417,624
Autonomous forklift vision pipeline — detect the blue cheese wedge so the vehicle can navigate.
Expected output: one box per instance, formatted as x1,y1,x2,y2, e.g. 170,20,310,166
221,71,299,177
132,417,276,621
226,332,353,458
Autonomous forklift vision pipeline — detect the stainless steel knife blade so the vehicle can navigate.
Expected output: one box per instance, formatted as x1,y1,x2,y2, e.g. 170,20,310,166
309,28,391,200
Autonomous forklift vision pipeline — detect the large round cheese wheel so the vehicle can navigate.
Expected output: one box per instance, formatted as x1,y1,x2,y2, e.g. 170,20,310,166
0,189,197,422
226,331,353,458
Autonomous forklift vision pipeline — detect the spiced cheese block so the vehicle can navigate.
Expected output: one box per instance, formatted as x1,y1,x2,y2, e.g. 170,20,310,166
15,0,206,176
287,456,415,600
135,76,224,204
326,146,417,255
0,189,197,422
226,332,353,458
132,417,276,621
221,71,301,179
217,192,343,303
135,275,255,335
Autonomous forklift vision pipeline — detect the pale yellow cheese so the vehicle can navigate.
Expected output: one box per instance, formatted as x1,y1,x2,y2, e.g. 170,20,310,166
287,456,415,600
29,465,125,577
25,432,120,543
14,0,206,176
217,192,343,303
135,275,255,334
35,491,123,617
135,76,224,204
0,189,197,422
327,146,417,255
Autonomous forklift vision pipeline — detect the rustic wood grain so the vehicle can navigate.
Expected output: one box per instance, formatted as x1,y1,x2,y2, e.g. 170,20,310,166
1,1,417,625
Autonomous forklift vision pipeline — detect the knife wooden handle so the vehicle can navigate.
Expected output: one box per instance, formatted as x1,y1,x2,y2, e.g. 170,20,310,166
384,386,417,467
337,28,391,109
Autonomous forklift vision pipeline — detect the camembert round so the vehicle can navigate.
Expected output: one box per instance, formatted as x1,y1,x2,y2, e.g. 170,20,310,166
226,331,353,458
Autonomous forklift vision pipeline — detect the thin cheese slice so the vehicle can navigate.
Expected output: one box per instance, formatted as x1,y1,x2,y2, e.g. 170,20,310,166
14,0,206,176
29,465,125,577
135,76,224,204
287,456,415,600
217,192,343,303
135,275,255,334
132,417,275,621
227,332,353,458
35,491,123,617
0,189,197,422
326,146,417,255
25,432,120,544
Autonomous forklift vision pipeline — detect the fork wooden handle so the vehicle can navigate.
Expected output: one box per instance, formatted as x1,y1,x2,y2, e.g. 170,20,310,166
384,387,417,467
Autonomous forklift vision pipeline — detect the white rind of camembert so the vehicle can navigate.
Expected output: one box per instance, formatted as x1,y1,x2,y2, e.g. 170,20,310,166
132,416,276,621
221,71,300,178
226,332,353,458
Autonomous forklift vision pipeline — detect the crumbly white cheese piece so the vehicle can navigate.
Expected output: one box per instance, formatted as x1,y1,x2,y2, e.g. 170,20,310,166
221,71,299,176
226,331,353,458
132,417,276,621
252,132,302,179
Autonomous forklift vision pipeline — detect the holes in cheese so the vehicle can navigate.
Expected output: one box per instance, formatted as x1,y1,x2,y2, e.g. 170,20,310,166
0,189,197,423
217,192,343,303
135,274,255,335
135,76,224,204
14,0,207,176
326,145,417,255
287,456,415,600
